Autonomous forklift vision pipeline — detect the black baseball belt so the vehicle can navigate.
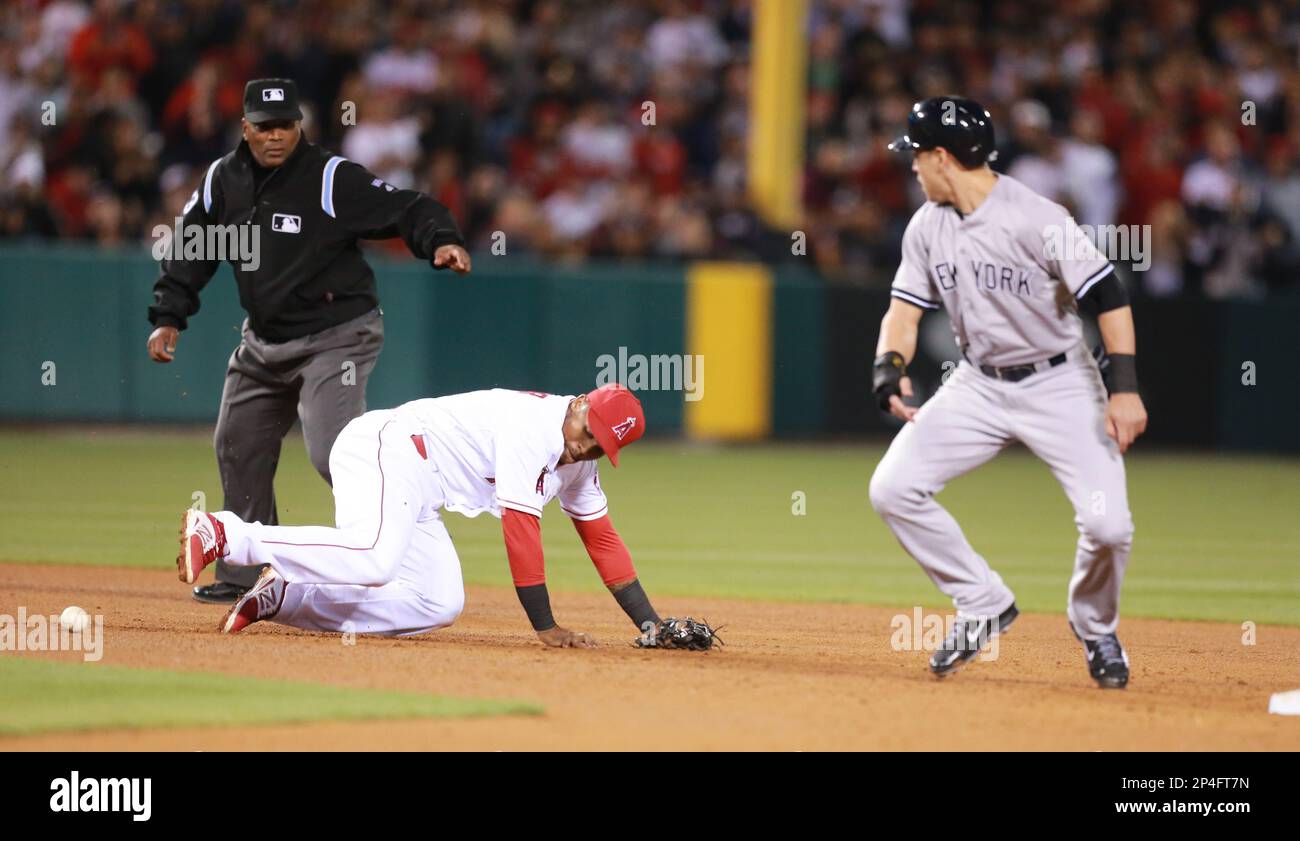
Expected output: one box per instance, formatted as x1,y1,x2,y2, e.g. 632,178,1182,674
973,352,1069,383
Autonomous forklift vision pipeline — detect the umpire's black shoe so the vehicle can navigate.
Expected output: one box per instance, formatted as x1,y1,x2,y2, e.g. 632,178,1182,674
192,581,248,604
1075,628,1130,689
929,603,1019,677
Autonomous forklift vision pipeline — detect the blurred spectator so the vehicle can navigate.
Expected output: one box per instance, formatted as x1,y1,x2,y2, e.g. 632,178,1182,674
363,15,438,95
1006,100,1066,204
653,194,713,259
83,185,126,246
562,101,633,177
140,163,198,244
66,0,154,88
1181,121,1258,297
1,115,44,192
341,87,421,188
0,43,38,139
1060,109,1120,230
542,176,608,246
478,186,544,256
1257,138,1300,294
418,63,481,169
21,0,88,75
646,0,729,72
160,59,238,168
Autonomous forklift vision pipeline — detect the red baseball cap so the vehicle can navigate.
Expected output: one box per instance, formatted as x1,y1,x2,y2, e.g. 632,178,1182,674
585,383,645,466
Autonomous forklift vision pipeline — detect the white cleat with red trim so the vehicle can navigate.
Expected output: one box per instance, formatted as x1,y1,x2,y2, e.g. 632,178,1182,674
178,510,227,585
221,567,286,634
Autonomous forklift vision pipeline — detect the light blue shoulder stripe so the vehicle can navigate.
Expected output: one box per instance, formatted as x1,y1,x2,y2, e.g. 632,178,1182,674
322,156,348,218
202,158,222,213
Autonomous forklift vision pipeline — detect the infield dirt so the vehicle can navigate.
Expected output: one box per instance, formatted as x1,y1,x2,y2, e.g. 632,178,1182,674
2,563,1297,751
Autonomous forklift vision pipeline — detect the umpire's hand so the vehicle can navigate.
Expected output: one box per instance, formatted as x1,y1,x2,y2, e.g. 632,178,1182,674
432,244,472,274
147,326,180,362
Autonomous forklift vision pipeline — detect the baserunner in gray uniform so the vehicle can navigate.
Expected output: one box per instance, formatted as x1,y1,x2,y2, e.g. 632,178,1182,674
870,97,1148,689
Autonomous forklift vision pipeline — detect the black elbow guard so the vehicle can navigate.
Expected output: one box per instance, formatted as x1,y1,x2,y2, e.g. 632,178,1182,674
1076,269,1129,319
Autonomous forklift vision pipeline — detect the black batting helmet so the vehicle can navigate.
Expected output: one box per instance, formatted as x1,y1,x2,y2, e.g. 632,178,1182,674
887,96,997,168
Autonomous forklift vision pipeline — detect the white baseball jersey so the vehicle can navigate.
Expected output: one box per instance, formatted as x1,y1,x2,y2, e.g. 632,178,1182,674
891,173,1113,367
213,391,611,638
395,389,609,521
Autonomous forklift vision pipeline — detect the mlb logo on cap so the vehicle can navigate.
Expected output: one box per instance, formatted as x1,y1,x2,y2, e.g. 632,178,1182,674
244,78,303,123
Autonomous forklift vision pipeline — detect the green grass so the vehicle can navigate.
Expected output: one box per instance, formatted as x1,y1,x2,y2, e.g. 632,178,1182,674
1,428,1297,625
0,657,540,736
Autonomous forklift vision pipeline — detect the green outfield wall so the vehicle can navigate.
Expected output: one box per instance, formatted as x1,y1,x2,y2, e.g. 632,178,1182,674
0,245,1295,451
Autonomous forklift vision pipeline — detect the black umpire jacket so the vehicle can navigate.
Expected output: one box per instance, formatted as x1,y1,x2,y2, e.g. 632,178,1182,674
148,135,464,342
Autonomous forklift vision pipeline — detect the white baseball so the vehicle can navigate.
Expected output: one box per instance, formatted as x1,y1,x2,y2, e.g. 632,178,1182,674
59,605,90,633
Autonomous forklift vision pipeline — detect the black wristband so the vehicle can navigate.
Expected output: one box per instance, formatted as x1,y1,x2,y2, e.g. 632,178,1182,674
872,351,906,411
1106,353,1138,393
515,584,556,631
611,579,660,629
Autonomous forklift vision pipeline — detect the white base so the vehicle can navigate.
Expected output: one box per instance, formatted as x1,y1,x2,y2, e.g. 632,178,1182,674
1267,689,1300,715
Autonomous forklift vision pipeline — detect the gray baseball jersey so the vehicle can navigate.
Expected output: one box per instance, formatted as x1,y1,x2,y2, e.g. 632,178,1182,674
871,172,1133,643
891,173,1113,367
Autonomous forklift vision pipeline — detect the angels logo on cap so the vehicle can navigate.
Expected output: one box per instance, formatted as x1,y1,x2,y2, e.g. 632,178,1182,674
613,417,636,441
585,383,645,467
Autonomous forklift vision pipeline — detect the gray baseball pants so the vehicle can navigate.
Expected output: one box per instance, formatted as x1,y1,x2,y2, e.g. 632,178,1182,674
212,308,384,588
869,349,1133,639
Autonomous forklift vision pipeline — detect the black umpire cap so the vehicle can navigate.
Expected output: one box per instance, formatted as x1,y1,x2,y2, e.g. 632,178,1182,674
243,78,303,124
887,96,997,168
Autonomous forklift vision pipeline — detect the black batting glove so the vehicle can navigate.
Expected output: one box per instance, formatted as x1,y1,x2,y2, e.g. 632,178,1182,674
872,351,906,413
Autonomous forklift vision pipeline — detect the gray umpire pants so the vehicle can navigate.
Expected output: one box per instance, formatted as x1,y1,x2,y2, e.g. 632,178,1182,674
868,350,1134,639
213,307,384,588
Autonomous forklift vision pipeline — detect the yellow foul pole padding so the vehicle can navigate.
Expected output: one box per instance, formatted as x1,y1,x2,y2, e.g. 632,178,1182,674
748,0,807,230
685,262,773,440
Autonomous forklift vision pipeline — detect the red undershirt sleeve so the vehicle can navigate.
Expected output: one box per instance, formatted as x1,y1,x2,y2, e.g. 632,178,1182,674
502,508,545,587
571,514,636,587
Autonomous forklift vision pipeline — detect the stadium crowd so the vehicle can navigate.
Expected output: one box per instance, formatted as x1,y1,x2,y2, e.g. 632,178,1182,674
2,0,1299,297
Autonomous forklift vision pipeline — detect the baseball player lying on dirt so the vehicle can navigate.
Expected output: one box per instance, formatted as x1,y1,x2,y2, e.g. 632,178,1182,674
176,384,717,650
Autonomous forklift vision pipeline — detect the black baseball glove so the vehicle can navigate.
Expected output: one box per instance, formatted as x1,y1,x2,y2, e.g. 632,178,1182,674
635,617,723,651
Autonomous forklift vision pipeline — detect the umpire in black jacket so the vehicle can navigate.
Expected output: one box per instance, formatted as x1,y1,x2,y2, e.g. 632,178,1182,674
148,79,471,603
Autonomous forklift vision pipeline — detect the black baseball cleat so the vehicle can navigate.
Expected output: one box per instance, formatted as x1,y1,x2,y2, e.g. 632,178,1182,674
1075,628,1130,689
192,581,248,605
929,602,1019,677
